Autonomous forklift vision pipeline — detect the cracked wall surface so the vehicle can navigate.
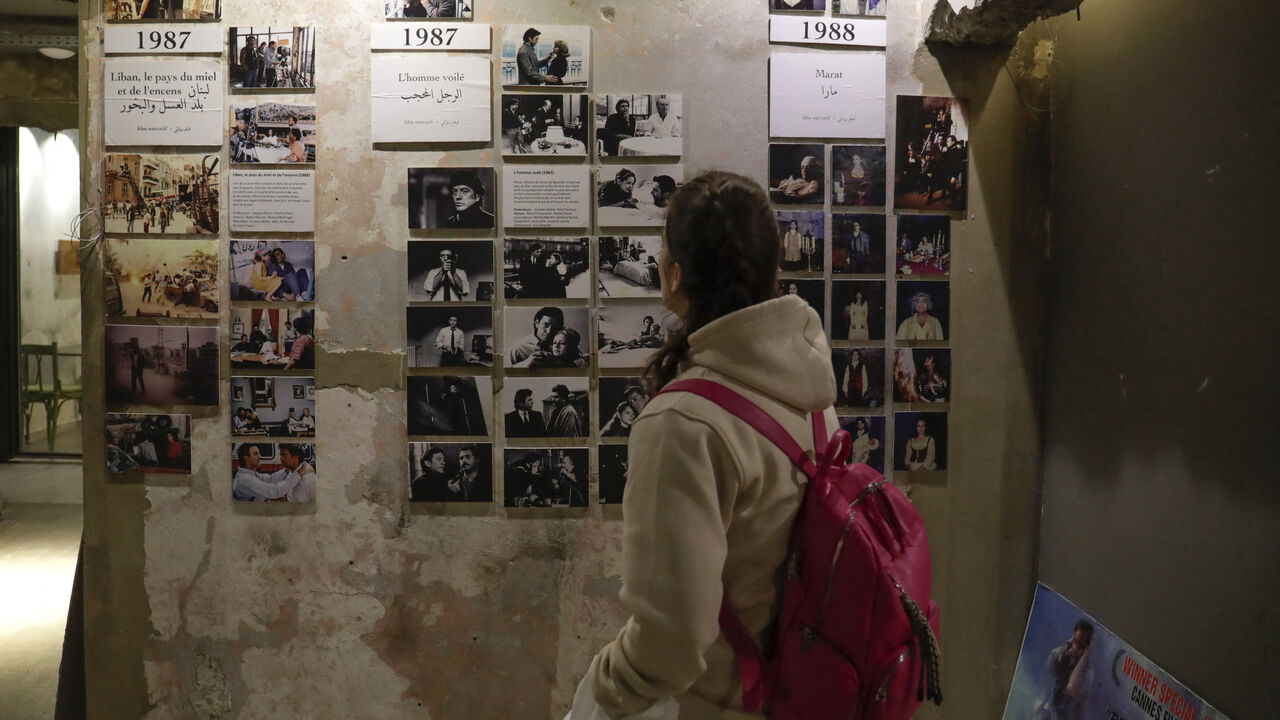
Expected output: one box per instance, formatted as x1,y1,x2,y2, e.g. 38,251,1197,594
79,1,1048,717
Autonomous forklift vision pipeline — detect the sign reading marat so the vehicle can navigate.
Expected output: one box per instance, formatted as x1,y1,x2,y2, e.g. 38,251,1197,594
105,60,223,146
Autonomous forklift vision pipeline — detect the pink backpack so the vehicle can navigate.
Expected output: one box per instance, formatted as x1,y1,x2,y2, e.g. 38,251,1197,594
662,379,942,719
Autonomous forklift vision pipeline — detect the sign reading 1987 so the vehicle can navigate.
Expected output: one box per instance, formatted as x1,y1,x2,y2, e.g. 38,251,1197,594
769,16,887,49
371,23,490,52
104,25,223,55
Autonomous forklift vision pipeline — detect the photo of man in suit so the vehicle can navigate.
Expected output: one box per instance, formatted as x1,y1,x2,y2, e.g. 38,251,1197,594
505,388,546,438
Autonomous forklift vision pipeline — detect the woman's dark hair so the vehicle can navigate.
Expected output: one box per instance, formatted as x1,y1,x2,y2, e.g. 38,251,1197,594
644,171,780,392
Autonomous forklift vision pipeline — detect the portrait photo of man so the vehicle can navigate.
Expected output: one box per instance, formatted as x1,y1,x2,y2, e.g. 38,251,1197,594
408,167,497,231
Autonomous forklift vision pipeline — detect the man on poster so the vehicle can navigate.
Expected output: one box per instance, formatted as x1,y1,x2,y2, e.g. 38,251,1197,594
645,95,680,139
849,219,871,273
507,306,563,366
602,98,636,156
504,389,546,438
279,443,316,503
232,443,297,501
435,315,468,366
516,28,559,85
445,170,495,229
424,248,471,301
1031,621,1093,720
446,444,489,501
239,34,260,88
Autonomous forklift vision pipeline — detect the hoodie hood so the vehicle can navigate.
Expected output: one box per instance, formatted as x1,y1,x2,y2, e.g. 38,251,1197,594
686,295,836,412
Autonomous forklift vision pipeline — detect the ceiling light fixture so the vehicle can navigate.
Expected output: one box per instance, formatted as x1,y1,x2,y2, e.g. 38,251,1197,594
39,47,76,60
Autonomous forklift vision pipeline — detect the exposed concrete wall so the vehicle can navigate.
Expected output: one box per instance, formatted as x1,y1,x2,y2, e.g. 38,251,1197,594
1041,2,1280,718
79,1,1047,717
0,51,78,131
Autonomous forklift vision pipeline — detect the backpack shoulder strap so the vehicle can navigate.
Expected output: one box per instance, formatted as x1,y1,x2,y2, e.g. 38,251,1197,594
661,378,818,477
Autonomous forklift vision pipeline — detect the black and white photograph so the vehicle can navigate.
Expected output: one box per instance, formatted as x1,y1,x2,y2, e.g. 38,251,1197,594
103,153,219,235
772,0,827,10
597,306,679,369
838,415,885,473
503,238,590,300
408,167,496,230
228,27,316,90
501,94,589,156
894,411,948,472
501,377,589,441
832,279,886,341
106,0,220,20
769,144,824,205
834,0,886,15
896,214,950,277
408,241,496,303
103,239,219,320
598,236,662,299
893,348,951,404
385,0,474,18
777,279,825,325
895,281,949,342
598,445,628,504
832,213,887,275
832,347,885,408
231,442,317,502
230,377,316,438
501,25,590,88
409,443,492,503
598,377,649,439
230,308,316,370
776,211,825,274
503,448,590,508
504,305,591,370
832,144,887,208
230,102,316,164
105,325,218,406
894,95,970,213
106,413,192,475
407,306,494,368
229,240,315,302
407,375,493,436
596,166,684,227
595,94,683,158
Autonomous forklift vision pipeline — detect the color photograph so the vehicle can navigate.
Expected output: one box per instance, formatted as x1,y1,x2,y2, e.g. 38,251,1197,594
892,348,950,404
894,95,970,212
596,166,684,227
228,27,316,90
504,305,591,370
103,239,219,320
231,442,317,502
409,443,492,503
407,306,494,368
106,0,220,20
385,0,474,19
503,448,590,508
832,279,886,341
229,240,315,302
408,167,496,230
598,377,649,439
409,241,496,303
769,144,824,205
832,144,886,207
837,415,884,472
500,94,589,156
407,375,493,437
896,214,950,277
833,347,885,408
501,25,590,88
230,377,316,438
832,213,887,275
595,94,683,157
776,211,824,275
894,411,947,472
777,279,825,325
597,306,678,369
103,153,219,235
895,281,949,342
502,238,590,300
229,307,315,370
106,413,192,475
598,236,662,299
105,325,218,406
501,377,589,441
230,102,316,164
834,0,886,15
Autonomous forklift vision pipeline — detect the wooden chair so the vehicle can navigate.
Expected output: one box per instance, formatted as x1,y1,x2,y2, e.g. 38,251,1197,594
18,343,81,452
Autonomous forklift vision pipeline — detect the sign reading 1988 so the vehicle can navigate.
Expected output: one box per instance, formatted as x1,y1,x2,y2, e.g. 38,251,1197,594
104,25,223,55
371,23,490,52
769,16,887,49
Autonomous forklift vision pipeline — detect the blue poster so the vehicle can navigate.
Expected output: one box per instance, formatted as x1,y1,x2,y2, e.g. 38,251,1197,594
1002,584,1230,720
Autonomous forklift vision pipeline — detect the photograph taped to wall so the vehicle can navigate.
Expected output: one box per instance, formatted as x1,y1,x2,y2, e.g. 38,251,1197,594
409,443,492,503
106,413,192,475
833,347,884,408
385,0,474,19
106,0,220,20
103,238,219,320
595,94,683,158
772,0,827,10
504,305,591,370
230,102,316,164
832,213,886,276
503,447,590,508
409,241,495,303
597,305,679,369
503,238,590,300
769,144,824,205
407,375,493,436
230,376,316,438
834,0,886,16
837,415,885,472
598,377,649,439
371,55,492,144
596,165,683,228
228,27,315,90
408,167,496,230
896,214,950,277
832,278,885,341
501,25,590,88
832,144,886,208
231,441,317,502
777,279,825,325
598,236,662,299
501,94,589,156
102,153,219,235
229,307,315,370
776,211,824,275
598,445,628,504
407,306,493,368
501,377,589,441
229,240,315,303
894,411,947,472
894,95,970,213
893,348,950,404
105,324,218,406
895,280,949,342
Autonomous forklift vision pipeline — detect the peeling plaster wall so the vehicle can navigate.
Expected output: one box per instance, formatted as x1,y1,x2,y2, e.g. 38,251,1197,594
79,1,1047,717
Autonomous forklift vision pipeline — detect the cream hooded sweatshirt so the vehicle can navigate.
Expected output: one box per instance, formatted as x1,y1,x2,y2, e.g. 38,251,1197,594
589,295,839,719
